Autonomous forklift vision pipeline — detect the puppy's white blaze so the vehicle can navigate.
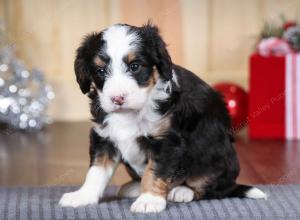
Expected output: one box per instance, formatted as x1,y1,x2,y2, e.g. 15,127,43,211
130,193,167,213
103,25,138,80
246,187,268,200
103,25,139,61
59,165,117,207
100,25,148,112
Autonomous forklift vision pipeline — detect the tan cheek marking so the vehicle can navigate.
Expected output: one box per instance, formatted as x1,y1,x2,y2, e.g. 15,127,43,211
94,56,105,67
145,67,159,91
147,67,170,138
141,160,168,197
152,67,159,84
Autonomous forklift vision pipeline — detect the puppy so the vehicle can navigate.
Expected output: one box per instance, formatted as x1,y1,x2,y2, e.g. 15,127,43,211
59,23,266,213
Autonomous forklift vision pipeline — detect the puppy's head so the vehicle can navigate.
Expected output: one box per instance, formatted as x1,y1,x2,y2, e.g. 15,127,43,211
74,23,173,113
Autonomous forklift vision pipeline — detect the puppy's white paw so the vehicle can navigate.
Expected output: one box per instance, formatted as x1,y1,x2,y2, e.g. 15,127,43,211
130,193,166,213
246,187,268,200
118,181,141,198
59,190,99,207
168,186,194,203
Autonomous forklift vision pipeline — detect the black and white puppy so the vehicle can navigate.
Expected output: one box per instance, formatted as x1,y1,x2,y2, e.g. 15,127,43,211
59,23,266,213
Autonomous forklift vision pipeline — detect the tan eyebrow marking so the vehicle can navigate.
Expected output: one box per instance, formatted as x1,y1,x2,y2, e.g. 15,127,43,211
125,52,136,63
94,56,106,67
144,67,159,90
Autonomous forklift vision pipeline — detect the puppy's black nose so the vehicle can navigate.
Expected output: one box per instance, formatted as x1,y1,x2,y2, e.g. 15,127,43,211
111,95,125,106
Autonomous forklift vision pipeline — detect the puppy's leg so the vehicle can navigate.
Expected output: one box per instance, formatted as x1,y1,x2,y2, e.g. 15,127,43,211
130,160,168,213
59,157,118,207
59,130,119,207
184,176,211,200
117,181,141,198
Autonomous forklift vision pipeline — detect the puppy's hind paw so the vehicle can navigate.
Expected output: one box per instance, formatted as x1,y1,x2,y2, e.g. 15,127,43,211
117,181,141,198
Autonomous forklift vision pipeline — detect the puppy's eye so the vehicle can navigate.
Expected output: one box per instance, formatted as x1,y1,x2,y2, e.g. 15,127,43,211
96,68,106,74
129,63,140,72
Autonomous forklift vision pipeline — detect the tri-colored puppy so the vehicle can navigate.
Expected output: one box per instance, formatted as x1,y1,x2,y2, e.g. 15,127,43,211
59,23,267,213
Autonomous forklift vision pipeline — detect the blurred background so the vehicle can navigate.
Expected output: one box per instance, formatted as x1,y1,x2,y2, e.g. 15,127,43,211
0,0,300,187
1,0,300,121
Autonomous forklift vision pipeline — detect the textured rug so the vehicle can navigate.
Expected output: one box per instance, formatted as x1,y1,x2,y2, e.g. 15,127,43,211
0,185,300,220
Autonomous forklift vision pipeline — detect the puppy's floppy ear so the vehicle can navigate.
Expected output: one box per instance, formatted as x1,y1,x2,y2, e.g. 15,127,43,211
74,32,102,94
140,22,172,81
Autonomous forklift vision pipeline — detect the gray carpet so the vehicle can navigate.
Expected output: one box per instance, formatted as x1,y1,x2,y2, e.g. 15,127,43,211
0,185,300,220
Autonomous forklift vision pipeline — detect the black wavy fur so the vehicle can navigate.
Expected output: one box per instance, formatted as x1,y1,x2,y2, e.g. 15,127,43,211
75,22,255,200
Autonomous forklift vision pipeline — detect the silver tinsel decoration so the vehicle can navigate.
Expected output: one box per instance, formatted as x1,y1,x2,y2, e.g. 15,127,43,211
0,47,54,130
283,25,300,51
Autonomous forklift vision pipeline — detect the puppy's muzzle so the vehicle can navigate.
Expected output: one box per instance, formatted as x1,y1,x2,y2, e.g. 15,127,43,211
111,95,125,106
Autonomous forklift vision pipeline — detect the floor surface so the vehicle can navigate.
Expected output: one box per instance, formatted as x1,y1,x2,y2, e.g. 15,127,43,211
0,122,299,186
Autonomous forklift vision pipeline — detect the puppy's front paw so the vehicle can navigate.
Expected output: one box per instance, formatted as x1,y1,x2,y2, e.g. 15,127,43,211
130,193,166,213
168,186,194,202
59,190,99,207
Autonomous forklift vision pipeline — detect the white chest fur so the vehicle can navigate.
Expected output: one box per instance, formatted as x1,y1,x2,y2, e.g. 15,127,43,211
93,109,169,176
98,112,147,176
93,78,173,176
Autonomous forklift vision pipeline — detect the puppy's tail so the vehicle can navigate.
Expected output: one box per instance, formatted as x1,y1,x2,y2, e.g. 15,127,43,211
221,184,267,200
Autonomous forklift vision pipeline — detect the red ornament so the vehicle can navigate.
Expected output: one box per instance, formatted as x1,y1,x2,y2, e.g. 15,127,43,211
213,83,248,130
283,21,297,30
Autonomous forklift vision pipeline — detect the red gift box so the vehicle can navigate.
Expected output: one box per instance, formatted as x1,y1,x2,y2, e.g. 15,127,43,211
249,53,300,140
